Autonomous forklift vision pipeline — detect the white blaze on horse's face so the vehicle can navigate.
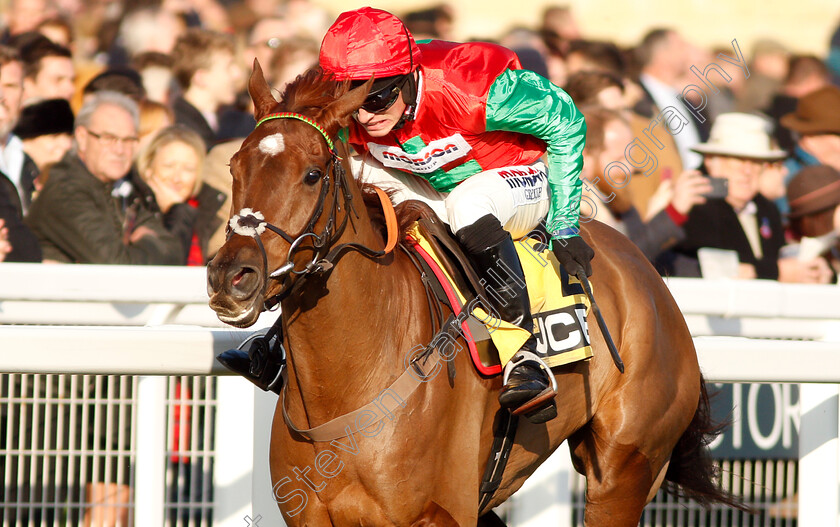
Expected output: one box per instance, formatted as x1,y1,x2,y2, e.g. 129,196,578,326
258,133,285,156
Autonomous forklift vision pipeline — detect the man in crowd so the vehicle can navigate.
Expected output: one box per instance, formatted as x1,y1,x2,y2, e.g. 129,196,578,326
664,112,832,283
0,45,39,214
26,91,181,264
0,43,41,264
18,35,75,103
782,85,840,177
629,29,704,216
171,29,246,149
635,29,705,170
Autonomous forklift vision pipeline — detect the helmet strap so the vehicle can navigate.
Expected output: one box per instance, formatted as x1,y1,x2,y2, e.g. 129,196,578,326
392,23,419,131
393,70,419,131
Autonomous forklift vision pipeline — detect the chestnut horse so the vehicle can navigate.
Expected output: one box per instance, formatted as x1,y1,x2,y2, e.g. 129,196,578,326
207,64,740,526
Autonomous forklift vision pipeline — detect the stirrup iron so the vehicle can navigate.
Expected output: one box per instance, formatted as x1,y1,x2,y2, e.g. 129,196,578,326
502,350,558,393
502,350,558,423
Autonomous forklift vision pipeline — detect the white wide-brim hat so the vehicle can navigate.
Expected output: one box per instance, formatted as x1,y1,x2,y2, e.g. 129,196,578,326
691,112,787,160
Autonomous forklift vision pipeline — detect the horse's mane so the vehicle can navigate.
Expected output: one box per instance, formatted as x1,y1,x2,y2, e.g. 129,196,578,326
277,67,349,115
276,68,428,239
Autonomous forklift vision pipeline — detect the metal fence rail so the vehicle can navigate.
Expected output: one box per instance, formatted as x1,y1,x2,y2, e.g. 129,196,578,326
0,374,219,527
0,374,136,527
1,264,840,526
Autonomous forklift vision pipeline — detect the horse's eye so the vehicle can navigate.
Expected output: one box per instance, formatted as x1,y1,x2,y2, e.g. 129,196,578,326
304,168,323,185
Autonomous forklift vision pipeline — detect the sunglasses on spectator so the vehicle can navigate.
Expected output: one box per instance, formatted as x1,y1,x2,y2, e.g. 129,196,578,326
86,129,139,147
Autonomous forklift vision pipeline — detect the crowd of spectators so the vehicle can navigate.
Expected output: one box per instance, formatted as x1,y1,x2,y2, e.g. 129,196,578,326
0,0,839,286
494,6,840,284
0,0,330,271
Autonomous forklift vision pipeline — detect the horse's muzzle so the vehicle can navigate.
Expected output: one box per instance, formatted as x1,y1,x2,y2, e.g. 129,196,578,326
207,254,264,327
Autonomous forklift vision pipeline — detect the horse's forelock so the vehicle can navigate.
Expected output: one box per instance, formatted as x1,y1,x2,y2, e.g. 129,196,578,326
278,69,352,123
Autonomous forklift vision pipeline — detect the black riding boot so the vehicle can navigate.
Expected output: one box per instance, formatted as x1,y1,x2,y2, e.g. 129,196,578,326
456,216,556,422
216,334,285,394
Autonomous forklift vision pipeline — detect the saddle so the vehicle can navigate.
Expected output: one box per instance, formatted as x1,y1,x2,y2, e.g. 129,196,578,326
404,205,593,376
401,206,596,511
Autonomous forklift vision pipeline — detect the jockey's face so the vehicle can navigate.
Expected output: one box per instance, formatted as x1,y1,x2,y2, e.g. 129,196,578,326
353,82,407,137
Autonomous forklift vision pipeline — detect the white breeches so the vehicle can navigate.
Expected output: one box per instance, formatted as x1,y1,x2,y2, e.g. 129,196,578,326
351,156,550,239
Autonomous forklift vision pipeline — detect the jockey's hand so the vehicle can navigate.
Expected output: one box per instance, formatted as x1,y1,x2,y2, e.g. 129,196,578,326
552,235,594,278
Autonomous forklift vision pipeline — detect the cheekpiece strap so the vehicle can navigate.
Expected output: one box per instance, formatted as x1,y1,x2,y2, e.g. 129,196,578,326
256,112,340,158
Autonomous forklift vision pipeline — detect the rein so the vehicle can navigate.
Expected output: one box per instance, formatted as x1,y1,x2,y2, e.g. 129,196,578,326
227,112,398,307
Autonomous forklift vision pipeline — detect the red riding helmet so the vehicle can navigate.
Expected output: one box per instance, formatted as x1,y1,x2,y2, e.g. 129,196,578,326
319,7,422,81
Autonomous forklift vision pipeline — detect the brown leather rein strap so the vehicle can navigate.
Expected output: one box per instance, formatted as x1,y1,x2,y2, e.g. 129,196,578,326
282,353,440,442
375,186,399,253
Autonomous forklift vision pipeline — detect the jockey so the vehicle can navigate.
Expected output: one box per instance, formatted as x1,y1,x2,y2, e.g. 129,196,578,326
322,7,592,421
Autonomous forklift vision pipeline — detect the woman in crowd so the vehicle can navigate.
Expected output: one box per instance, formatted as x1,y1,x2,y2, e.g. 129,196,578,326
579,105,711,262
13,98,74,175
134,125,226,265
785,164,840,282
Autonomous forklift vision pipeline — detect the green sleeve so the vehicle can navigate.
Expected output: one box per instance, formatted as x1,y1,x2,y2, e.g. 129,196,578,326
485,69,586,239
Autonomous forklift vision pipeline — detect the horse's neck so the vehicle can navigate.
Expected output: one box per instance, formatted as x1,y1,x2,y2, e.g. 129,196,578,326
281,216,430,425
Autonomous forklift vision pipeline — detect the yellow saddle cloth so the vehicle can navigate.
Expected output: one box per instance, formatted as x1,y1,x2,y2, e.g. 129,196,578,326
408,225,593,374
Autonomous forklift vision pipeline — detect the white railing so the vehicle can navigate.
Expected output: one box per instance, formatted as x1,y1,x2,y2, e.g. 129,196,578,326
1,263,840,525
0,263,275,527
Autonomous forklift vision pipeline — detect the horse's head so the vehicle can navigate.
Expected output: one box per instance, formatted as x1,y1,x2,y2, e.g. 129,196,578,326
207,61,370,327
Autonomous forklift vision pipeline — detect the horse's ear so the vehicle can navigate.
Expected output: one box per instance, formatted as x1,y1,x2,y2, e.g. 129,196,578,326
249,59,276,122
322,77,373,133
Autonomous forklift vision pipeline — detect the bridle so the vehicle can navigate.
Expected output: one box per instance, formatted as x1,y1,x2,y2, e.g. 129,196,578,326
222,111,448,441
226,111,397,309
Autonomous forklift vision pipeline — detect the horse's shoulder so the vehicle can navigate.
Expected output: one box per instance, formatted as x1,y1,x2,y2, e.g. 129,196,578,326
580,219,642,258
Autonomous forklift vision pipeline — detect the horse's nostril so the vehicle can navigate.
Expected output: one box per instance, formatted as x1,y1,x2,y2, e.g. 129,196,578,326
232,267,253,288
228,265,261,300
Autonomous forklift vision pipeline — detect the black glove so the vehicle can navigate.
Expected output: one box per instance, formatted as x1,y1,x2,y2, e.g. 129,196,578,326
552,235,595,277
